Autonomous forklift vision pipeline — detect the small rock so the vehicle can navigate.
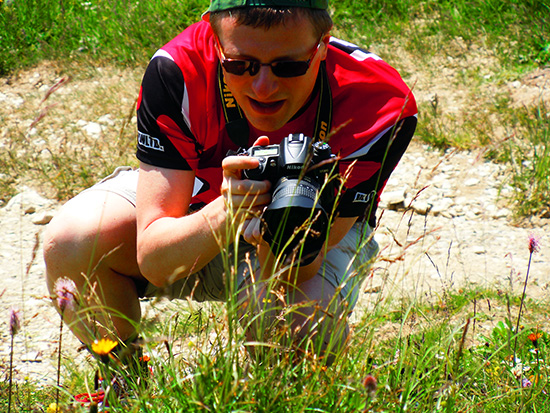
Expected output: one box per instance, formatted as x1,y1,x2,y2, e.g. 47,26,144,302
381,189,406,210
79,121,103,139
464,178,480,186
32,211,54,225
4,188,53,212
412,201,432,215
472,246,486,254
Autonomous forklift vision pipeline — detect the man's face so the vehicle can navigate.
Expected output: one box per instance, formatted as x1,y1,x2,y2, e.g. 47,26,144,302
215,15,328,133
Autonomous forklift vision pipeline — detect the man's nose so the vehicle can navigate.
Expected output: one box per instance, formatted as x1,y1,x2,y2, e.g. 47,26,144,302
251,66,279,99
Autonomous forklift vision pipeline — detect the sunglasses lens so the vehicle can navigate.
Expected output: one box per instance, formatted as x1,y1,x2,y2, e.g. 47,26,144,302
272,61,310,78
222,60,249,75
222,59,310,77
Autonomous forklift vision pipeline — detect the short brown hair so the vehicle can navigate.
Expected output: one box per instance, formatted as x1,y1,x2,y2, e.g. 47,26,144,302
210,7,333,39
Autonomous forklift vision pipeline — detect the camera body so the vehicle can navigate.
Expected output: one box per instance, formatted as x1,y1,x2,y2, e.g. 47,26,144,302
243,133,333,185
243,133,337,265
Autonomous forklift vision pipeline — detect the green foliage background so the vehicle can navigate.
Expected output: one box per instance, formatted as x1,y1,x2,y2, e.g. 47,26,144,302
1,0,549,75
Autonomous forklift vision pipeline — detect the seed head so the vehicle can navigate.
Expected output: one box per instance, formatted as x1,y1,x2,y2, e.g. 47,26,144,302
362,374,377,397
54,277,77,312
528,234,541,254
9,307,21,336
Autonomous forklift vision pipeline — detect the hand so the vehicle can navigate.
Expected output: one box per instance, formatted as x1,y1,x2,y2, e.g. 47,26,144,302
242,215,263,246
221,136,272,226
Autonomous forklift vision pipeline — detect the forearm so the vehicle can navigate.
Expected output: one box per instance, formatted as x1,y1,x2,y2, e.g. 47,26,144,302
137,196,232,286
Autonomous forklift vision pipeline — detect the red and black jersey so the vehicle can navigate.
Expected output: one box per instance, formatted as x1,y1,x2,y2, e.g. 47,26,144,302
136,21,417,227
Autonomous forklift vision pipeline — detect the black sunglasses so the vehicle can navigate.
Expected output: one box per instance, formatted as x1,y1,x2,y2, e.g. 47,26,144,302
217,38,322,78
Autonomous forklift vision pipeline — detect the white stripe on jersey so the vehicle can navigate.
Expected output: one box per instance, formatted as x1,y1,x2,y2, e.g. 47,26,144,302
342,124,393,160
329,37,382,61
181,85,192,133
343,114,418,160
151,49,173,61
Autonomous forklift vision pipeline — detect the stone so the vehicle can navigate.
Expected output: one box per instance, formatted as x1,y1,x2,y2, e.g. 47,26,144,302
380,189,406,210
32,211,54,225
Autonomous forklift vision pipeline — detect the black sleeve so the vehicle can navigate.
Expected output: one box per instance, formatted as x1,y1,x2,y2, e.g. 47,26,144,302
136,55,197,170
336,115,417,227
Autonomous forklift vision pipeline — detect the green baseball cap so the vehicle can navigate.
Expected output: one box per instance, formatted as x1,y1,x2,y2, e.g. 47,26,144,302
203,0,329,20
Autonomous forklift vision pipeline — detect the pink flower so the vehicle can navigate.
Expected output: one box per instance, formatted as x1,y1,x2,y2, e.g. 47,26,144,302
528,234,541,254
362,374,377,398
9,307,21,336
54,277,77,312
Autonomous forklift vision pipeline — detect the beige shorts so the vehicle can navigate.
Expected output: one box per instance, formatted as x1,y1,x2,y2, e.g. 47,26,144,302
86,168,379,308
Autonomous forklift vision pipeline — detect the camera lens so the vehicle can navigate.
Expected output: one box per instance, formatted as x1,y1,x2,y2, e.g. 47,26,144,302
261,176,328,266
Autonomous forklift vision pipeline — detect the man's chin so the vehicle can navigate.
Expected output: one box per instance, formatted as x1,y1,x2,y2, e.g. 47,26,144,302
245,110,290,133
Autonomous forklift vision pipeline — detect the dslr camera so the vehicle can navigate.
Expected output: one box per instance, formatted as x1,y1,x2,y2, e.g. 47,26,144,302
243,133,337,265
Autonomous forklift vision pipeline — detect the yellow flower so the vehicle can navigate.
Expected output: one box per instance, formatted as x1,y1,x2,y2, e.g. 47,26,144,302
47,402,61,413
91,338,118,356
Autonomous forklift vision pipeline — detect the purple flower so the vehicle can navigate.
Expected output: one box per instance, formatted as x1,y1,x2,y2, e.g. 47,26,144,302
528,234,541,254
54,277,77,312
9,307,21,336
522,377,532,388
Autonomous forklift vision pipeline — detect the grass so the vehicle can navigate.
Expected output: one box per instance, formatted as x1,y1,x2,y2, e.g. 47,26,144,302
1,0,550,411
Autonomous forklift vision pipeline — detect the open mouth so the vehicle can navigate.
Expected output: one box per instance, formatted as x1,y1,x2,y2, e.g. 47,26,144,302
248,97,285,114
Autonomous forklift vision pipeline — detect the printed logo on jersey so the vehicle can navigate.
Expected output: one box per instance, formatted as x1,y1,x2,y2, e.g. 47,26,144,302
138,132,165,152
353,190,376,204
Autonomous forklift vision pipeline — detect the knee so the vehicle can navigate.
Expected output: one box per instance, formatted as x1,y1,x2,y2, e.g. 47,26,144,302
43,205,98,285
44,192,138,286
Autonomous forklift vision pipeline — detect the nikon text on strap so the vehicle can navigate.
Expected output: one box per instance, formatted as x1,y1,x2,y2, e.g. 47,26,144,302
218,61,333,148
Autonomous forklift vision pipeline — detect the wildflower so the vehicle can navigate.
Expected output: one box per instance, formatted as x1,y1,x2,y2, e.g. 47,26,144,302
8,307,22,413
362,374,377,398
522,377,532,388
528,332,542,348
92,338,118,356
9,307,21,336
511,363,530,379
528,234,541,254
46,402,61,413
54,277,77,312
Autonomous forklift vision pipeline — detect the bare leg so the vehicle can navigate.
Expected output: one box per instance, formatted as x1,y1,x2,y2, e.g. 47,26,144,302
43,190,145,345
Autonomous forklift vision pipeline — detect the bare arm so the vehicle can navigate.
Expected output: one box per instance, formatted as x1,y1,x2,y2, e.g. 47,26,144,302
136,159,271,287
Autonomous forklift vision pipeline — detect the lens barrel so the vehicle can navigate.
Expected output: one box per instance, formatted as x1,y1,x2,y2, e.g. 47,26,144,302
261,176,328,266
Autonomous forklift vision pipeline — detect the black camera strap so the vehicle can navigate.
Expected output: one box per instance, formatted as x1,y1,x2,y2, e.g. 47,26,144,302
217,61,333,148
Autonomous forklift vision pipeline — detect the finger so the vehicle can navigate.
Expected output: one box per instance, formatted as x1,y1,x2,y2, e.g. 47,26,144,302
229,192,271,209
243,217,263,245
232,179,271,195
252,135,270,147
222,155,259,178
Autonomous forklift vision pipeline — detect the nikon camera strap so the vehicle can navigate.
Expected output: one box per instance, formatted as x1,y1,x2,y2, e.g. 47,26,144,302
218,61,333,148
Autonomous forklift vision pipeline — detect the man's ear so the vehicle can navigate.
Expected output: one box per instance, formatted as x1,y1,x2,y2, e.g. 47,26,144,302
320,33,331,60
